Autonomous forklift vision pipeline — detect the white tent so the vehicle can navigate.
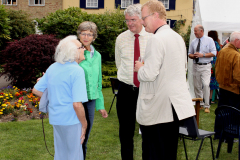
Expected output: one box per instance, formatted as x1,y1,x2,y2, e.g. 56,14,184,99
188,0,240,99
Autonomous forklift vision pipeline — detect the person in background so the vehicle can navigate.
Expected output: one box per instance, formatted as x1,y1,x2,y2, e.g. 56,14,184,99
188,25,216,113
77,21,108,160
208,30,222,104
214,31,240,140
33,35,88,160
115,3,152,160
134,0,195,159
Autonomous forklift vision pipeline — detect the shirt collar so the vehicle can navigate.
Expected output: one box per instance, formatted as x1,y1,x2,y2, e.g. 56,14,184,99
130,26,147,37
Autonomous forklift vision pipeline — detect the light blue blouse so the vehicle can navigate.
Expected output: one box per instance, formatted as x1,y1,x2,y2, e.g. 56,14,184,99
34,62,88,125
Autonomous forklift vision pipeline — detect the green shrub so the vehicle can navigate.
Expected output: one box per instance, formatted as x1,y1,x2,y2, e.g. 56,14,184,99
0,5,11,50
0,34,60,89
37,7,127,62
102,61,117,88
7,9,35,41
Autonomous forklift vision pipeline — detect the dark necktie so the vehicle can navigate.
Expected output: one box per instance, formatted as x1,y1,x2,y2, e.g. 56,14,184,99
134,34,140,87
195,39,200,63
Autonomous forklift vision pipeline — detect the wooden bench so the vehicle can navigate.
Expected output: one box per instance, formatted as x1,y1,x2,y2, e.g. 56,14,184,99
192,98,203,127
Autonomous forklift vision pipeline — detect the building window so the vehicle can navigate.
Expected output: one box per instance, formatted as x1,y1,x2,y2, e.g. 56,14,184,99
159,0,169,9
29,0,45,6
86,0,98,8
121,0,133,9
167,19,171,26
2,0,17,5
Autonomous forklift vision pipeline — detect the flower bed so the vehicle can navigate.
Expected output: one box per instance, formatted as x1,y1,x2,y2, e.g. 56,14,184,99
0,86,45,122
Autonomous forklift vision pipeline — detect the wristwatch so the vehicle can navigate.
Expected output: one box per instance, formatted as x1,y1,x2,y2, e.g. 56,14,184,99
203,53,205,57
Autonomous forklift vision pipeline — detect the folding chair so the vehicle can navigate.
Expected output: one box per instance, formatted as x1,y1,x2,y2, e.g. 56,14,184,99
215,105,240,159
108,77,119,114
179,116,215,160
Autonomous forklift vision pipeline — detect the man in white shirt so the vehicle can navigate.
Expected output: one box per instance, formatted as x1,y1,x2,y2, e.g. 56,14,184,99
188,25,216,113
115,3,152,160
134,1,195,159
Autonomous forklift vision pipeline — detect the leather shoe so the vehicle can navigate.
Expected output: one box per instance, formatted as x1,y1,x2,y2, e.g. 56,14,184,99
204,108,210,113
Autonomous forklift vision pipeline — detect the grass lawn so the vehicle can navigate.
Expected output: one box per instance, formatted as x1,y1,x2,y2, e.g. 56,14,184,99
0,87,238,159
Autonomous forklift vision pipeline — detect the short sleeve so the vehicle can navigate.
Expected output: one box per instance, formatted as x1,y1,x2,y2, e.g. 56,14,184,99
72,68,88,103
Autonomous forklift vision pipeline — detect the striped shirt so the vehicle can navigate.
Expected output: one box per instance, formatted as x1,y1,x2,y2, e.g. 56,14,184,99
115,27,152,86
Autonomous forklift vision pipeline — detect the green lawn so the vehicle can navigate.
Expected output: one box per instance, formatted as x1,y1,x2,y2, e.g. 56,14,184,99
0,88,238,159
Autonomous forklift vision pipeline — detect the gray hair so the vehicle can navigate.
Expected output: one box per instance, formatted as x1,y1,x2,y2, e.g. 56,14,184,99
230,31,240,42
54,35,79,64
197,25,204,32
77,21,98,39
124,4,142,19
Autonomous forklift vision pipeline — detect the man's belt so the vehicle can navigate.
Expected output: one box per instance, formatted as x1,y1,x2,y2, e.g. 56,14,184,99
196,62,211,65
119,81,139,91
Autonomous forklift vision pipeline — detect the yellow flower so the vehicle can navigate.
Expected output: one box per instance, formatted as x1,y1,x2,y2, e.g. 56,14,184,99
10,96,13,98
1,104,6,107
6,97,9,99
29,100,32,102
18,100,21,103
5,94,8,96
0,96,3,98
35,105,37,108
2,108,5,110
22,100,24,103
0,112,3,115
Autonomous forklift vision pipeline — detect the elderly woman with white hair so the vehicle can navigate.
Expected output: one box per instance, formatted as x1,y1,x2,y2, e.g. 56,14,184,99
77,21,108,159
32,35,88,160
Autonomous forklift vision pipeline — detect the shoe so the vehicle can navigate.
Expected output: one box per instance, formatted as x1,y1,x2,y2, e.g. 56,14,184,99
204,108,210,113
211,101,216,104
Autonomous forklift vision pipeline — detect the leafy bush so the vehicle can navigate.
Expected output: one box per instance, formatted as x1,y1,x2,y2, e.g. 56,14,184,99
102,61,117,88
0,5,11,50
37,7,127,61
7,9,35,41
0,34,60,89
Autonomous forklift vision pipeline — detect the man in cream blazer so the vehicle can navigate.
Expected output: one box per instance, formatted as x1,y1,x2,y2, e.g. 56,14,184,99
134,1,196,159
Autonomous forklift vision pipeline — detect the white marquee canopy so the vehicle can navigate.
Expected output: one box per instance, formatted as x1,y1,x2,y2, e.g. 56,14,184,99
188,0,240,98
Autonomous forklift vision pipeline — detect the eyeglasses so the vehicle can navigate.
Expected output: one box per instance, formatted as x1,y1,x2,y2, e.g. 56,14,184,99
80,33,94,37
142,13,154,21
124,19,137,23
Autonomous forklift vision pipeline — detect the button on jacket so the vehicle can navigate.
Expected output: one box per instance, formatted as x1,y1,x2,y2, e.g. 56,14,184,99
79,45,104,111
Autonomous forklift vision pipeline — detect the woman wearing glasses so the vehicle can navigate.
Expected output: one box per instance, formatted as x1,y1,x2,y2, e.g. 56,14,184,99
77,21,108,159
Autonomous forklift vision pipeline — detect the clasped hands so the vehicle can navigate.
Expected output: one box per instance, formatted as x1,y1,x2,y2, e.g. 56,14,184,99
134,61,144,72
193,52,204,58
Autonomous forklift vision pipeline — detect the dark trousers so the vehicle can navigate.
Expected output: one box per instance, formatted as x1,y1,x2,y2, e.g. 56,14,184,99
214,88,240,139
116,81,139,160
140,106,180,160
82,100,96,160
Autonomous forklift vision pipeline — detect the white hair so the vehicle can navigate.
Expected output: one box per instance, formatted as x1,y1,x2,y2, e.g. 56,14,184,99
124,4,142,19
230,31,240,42
54,35,79,64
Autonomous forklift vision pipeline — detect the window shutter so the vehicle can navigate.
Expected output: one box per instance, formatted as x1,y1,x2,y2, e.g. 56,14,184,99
115,0,121,9
80,0,86,8
133,0,139,3
170,20,176,28
169,0,176,10
99,0,104,8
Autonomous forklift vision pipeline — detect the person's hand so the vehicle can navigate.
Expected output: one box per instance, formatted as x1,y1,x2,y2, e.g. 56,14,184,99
99,109,108,118
80,122,87,144
194,52,204,58
134,61,144,72
37,72,45,82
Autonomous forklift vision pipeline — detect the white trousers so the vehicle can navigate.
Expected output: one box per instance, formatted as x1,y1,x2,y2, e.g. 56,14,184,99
53,123,83,160
193,63,211,108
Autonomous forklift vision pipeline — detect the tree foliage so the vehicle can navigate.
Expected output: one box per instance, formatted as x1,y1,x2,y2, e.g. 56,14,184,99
0,34,60,89
0,5,11,49
37,7,127,61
